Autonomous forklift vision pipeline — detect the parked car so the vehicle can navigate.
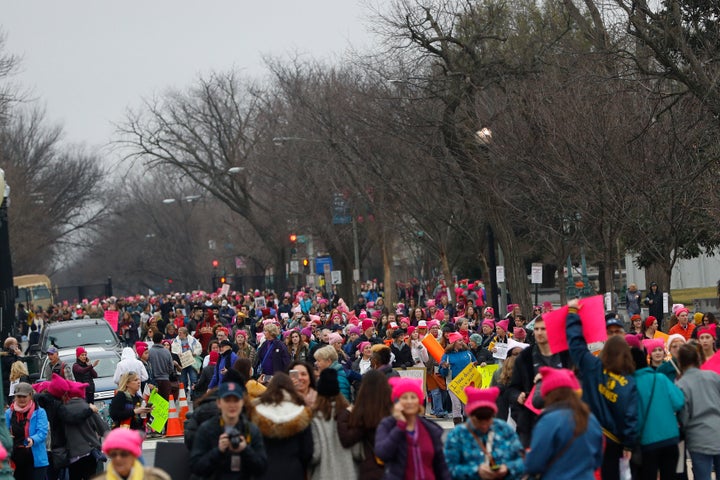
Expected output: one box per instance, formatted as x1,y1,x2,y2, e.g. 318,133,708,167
39,346,121,427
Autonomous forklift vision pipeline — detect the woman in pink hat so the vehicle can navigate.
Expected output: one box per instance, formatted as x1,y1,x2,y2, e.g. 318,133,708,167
524,368,603,479
96,428,170,479
444,386,525,479
375,377,450,479
439,332,477,425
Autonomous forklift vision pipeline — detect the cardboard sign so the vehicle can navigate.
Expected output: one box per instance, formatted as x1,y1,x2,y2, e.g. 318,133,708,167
448,363,482,404
493,343,509,360
104,310,119,331
148,389,170,433
524,384,542,415
477,364,499,389
179,350,195,369
422,335,444,362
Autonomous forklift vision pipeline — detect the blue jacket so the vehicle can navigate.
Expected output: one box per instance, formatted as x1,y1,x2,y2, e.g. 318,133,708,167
634,367,684,450
330,362,352,403
566,312,638,446
375,416,450,480
525,406,603,479
439,349,476,380
444,418,525,480
208,350,238,389
5,404,49,467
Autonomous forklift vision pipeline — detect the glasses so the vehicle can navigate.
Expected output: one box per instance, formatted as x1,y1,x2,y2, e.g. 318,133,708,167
107,450,132,459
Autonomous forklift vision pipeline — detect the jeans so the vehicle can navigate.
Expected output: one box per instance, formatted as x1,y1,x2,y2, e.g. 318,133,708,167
689,451,720,480
429,388,448,416
181,366,198,398
448,389,464,420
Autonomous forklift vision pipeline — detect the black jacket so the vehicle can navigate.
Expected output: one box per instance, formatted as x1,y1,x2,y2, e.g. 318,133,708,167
190,415,267,480
59,398,108,458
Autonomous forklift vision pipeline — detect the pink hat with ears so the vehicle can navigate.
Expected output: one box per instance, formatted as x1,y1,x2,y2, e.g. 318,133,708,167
426,299,436,308
464,386,499,414
300,327,313,338
434,310,445,321
513,327,526,340
67,381,89,399
47,374,69,398
539,367,581,397
359,310,368,319
427,319,440,329
388,377,425,403
361,319,374,332
643,338,666,352
447,332,463,344
496,320,509,332
625,334,642,349
482,319,495,329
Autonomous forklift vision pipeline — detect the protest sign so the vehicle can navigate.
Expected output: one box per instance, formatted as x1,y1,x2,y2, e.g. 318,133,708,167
148,390,170,433
104,310,119,331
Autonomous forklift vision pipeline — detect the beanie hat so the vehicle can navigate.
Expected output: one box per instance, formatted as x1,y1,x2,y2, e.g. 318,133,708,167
496,320,509,332
671,304,684,315
67,381,89,399
464,386,499,414
624,334,642,349
349,326,362,336
236,329,248,338
102,428,143,458
361,319,374,332
542,301,553,311
135,342,148,357
539,367,580,397
512,327,526,340
666,333,687,348
48,374,68,398
447,332,463,344
426,299,436,308
433,310,445,321
372,310,382,319
675,307,689,317
642,338,665,353
630,314,642,322
427,320,440,329
469,334,483,345
328,333,344,345
300,327,313,339
481,319,495,329
407,326,416,336
694,312,705,325
388,377,424,403
484,307,495,317
208,351,220,365
316,368,340,397
698,326,717,339
644,316,657,328
357,341,371,352
76,347,87,358
399,317,410,326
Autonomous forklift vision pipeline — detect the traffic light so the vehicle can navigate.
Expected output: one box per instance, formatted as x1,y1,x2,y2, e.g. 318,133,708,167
219,276,226,284
302,258,309,267
289,234,298,256
289,234,297,243
212,259,219,268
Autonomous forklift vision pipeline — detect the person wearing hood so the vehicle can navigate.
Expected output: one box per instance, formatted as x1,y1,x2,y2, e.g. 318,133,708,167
209,340,238,389
248,373,313,480
113,346,149,386
60,380,109,479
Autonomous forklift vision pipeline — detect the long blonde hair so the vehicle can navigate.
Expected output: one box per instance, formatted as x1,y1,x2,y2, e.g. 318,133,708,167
499,354,518,385
9,361,28,382
118,372,140,393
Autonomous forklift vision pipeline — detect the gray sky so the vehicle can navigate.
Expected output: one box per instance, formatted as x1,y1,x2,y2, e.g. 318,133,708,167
2,1,377,149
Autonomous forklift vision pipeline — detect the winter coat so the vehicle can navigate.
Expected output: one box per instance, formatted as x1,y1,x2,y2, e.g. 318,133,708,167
310,405,357,480
644,287,664,324
390,341,414,368
189,415,267,480
634,367,684,451
439,349,475,380
336,407,383,480
5,403,49,467
194,364,215,398
113,348,148,385
109,390,145,430
375,416,450,480
567,312,638,447
184,391,219,451
444,418,525,480
208,350,238,389
524,406,603,479
249,399,313,480
256,338,291,377
60,397,108,459
73,359,98,403
329,362,352,403
676,367,720,455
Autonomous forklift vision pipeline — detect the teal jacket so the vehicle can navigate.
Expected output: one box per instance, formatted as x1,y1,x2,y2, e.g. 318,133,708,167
634,367,684,450
330,362,352,403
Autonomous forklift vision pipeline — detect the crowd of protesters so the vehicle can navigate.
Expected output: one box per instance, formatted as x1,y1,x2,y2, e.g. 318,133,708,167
6,278,720,479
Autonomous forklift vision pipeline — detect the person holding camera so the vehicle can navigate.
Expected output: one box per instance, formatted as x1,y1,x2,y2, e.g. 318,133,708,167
190,381,267,479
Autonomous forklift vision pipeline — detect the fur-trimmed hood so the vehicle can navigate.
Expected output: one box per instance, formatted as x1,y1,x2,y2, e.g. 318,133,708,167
249,400,312,439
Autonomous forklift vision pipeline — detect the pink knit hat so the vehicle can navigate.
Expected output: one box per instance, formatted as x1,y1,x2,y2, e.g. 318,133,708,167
300,327,313,338
426,299,436,308
481,319,495,329
447,332,463,344
465,386,499,414
102,428,143,458
675,307,689,317
625,334,642,349
67,381,89,399
496,320,509,332
389,377,424,403
539,367,580,397
328,333,344,345
697,326,717,339
208,351,220,365
361,319,374,332
135,342,148,357
642,338,665,352
427,319,440,329
47,374,68,398
512,327,526,340
357,341,371,352
76,347,87,358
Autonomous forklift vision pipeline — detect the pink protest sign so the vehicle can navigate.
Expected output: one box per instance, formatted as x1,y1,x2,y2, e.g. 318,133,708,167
104,310,119,331
577,295,607,344
524,384,542,415
544,306,570,354
544,296,608,354
702,350,720,375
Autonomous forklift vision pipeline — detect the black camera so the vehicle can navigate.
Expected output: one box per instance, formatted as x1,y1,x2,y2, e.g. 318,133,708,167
227,427,242,449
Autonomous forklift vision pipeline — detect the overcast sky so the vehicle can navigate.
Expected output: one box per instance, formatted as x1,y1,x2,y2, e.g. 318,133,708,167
2,1,378,149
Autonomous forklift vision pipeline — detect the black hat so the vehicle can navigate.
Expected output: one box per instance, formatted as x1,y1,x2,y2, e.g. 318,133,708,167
392,329,405,339
219,339,233,349
316,368,340,397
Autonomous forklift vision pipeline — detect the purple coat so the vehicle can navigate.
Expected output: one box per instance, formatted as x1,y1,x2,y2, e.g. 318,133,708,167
375,416,450,480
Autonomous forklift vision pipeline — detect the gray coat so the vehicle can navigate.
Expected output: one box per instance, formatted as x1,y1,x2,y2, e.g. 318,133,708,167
148,344,174,380
59,398,108,458
677,367,720,455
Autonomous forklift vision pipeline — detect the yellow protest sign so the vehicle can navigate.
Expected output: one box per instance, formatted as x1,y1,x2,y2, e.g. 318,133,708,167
448,363,483,403
148,389,170,433
477,364,499,389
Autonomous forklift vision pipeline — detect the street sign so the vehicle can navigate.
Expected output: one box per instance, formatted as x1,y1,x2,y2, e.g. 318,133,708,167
353,269,360,282
332,193,351,225
331,270,343,285
315,256,333,276
531,263,542,284
220,284,230,296
290,260,299,274
496,266,505,283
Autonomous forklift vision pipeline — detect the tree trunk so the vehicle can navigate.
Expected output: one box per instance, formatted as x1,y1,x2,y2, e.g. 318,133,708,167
492,218,531,317
381,232,395,306
439,245,453,301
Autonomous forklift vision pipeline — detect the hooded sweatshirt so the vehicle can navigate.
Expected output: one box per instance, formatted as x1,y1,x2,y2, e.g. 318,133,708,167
113,347,149,385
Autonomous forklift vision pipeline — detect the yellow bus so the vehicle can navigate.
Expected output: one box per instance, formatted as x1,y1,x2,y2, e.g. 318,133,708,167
14,274,54,311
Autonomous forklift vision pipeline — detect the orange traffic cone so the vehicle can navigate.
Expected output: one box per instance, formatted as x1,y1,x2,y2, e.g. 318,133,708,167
178,383,189,424
166,395,183,437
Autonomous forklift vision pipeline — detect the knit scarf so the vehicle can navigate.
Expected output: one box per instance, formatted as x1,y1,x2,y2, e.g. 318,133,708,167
105,459,145,480
12,400,35,441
